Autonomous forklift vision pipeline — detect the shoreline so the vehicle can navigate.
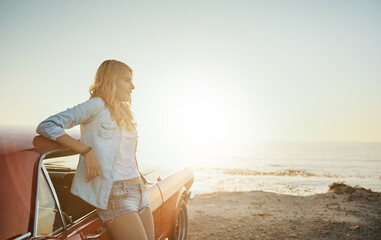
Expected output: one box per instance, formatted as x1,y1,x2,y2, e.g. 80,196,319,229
190,167,381,196
187,183,381,239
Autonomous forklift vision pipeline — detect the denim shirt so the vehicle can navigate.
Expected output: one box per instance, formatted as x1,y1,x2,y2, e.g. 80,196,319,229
36,97,136,210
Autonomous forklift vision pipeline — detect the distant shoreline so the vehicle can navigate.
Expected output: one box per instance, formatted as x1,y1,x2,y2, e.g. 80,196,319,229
191,167,381,196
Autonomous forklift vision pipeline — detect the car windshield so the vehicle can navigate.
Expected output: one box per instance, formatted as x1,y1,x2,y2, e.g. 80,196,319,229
42,153,96,224
43,155,79,171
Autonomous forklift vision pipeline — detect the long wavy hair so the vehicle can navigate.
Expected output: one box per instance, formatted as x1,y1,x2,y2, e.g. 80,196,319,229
89,59,137,131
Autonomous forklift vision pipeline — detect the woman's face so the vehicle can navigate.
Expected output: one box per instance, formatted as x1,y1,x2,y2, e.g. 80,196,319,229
115,71,134,102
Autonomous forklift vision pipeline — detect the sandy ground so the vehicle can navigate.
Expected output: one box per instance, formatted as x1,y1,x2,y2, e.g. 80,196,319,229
187,183,381,240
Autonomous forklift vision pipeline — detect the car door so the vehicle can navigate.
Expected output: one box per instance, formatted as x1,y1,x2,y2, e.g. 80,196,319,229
32,158,112,239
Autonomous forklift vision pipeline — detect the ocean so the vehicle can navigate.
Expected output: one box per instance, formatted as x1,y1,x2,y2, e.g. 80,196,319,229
165,141,381,196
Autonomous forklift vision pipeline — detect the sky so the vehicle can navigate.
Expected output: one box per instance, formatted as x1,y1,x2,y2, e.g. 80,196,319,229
1,0,380,163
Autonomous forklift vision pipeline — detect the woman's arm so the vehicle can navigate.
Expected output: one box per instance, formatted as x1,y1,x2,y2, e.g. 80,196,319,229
36,97,104,182
36,97,104,141
56,134,101,182
56,133,89,154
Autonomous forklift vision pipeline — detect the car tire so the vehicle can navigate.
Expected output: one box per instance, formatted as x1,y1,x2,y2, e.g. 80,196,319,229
169,198,188,240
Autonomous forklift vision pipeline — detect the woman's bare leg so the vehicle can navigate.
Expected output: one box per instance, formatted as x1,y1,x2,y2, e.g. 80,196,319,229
139,207,155,240
105,211,148,240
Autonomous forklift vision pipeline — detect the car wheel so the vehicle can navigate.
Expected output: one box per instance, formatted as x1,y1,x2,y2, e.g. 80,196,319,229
169,198,188,240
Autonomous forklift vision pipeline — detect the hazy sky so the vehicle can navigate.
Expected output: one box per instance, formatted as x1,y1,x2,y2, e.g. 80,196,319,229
1,0,380,161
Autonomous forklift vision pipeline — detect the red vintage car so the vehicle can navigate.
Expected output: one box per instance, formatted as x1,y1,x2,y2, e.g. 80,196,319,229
0,125,194,240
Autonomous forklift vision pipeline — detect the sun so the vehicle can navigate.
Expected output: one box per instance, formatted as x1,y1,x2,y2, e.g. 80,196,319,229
172,90,227,149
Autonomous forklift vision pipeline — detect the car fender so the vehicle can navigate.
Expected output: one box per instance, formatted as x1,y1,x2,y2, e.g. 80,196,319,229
175,186,188,210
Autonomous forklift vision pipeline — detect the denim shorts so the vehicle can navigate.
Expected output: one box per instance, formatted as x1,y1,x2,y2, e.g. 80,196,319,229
96,180,151,223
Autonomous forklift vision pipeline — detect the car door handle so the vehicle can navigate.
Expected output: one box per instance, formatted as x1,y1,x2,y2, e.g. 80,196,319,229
86,227,107,239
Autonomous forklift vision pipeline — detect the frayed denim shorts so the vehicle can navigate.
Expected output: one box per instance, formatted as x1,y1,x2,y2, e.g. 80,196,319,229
96,180,151,223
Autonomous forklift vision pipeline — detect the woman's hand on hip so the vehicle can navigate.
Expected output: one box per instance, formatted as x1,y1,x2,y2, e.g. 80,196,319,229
84,150,102,182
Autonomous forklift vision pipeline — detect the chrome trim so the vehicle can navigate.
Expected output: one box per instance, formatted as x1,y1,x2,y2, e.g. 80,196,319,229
72,209,97,225
13,232,31,240
86,227,107,239
42,164,67,228
33,148,72,237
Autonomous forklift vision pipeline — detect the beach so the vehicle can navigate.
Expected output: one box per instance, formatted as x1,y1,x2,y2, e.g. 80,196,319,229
155,141,381,239
187,183,381,240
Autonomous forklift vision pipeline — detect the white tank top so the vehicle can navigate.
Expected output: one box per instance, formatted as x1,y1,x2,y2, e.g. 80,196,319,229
113,126,140,181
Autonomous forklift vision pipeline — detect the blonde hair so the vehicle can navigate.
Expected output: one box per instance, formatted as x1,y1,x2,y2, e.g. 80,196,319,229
89,59,137,131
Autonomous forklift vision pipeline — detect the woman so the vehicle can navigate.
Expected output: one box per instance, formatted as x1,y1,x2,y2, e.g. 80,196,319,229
36,59,154,240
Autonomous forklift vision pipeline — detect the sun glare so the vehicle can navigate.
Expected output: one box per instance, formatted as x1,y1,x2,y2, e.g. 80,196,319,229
172,91,227,149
